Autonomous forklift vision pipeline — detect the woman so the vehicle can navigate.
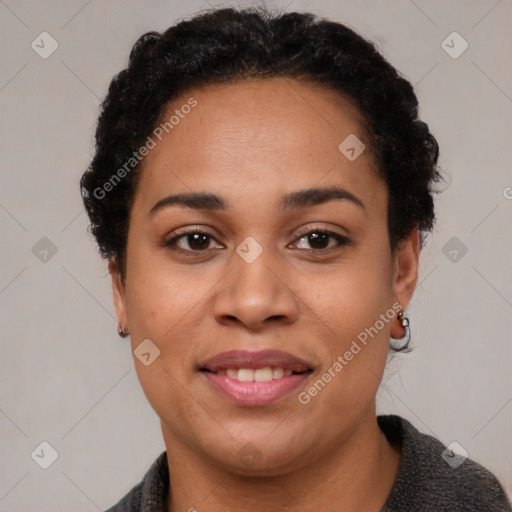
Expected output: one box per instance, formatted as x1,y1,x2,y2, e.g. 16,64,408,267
80,7,511,512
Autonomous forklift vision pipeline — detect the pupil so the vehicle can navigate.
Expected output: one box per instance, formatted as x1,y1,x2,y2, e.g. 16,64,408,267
309,232,328,249
189,233,208,250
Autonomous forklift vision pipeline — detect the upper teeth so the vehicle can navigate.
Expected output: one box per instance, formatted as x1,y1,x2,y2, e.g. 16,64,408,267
218,367,293,382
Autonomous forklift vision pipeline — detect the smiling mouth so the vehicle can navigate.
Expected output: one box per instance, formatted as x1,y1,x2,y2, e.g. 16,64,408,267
199,349,314,406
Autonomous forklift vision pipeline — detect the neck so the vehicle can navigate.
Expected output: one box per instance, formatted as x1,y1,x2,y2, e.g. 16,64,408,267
164,407,400,512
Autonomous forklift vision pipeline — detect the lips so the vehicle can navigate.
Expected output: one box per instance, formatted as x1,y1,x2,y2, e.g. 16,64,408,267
199,350,313,406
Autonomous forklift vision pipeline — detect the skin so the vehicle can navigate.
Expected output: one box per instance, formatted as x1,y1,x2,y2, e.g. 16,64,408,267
109,78,419,512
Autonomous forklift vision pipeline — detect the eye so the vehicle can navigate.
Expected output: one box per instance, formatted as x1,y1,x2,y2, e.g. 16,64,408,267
164,229,222,253
163,227,349,254
292,229,350,251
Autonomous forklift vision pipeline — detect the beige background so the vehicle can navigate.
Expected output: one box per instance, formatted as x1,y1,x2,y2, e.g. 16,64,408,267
1,0,511,510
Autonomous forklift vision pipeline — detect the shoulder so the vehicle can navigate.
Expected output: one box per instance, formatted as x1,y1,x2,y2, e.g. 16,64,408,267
379,414,511,511
104,451,169,512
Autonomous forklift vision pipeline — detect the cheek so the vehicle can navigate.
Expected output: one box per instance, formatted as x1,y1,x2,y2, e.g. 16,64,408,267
124,266,204,419
310,249,393,334
125,241,213,337
304,240,394,395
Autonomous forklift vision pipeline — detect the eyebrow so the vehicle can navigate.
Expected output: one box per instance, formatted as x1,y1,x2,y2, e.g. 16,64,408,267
149,185,365,216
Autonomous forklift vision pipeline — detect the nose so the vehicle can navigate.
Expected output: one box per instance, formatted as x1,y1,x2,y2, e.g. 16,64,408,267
213,246,300,331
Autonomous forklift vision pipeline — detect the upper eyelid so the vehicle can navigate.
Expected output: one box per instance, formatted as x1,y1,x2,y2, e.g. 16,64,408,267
169,222,347,237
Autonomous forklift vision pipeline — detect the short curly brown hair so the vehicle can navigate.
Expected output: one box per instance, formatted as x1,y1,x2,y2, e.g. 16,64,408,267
80,6,441,288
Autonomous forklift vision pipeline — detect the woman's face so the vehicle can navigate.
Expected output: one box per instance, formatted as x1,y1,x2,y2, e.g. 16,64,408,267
110,78,418,474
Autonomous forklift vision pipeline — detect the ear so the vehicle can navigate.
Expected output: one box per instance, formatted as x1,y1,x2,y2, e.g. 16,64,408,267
390,227,420,338
108,258,128,331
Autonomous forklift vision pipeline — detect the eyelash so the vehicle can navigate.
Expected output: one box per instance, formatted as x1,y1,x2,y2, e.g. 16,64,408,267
163,227,350,254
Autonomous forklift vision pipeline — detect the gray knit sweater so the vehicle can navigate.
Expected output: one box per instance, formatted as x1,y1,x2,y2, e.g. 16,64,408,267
105,415,511,511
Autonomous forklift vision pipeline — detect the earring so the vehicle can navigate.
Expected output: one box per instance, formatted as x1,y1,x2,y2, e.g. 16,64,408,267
390,310,410,346
117,322,129,338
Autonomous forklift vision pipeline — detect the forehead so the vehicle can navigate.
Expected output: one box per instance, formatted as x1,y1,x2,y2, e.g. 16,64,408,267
132,78,384,213
157,77,367,154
